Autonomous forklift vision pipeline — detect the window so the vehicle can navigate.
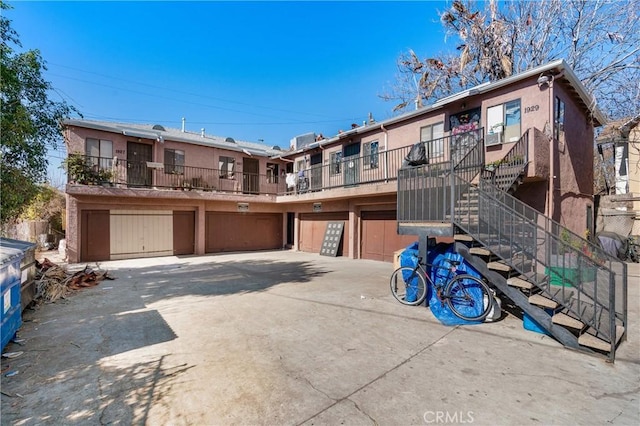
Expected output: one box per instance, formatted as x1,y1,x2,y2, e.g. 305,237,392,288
219,156,235,179
420,122,445,158
554,96,565,142
330,151,342,175
486,99,521,145
267,163,279,183
164,149,185,175
85,138,113,169
363,141,379,169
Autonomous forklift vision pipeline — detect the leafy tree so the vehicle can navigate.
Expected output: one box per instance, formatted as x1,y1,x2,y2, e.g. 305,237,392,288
383,0,640,120
1,1,78,223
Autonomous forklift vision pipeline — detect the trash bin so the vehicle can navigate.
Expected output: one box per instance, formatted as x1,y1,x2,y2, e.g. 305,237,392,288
1,242,25,351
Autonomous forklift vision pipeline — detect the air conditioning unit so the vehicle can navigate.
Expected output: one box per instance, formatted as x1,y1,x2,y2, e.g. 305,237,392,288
486,132,503,146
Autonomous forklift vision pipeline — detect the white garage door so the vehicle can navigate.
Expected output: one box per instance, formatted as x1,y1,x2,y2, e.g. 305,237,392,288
110,210,173,260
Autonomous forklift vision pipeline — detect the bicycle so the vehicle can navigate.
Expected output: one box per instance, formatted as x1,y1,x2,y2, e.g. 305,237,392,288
390,256,494,321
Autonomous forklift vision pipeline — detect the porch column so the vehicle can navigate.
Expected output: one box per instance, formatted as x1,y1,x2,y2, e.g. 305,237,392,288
348,202,359,260
293,212,300,251
195,201,206,255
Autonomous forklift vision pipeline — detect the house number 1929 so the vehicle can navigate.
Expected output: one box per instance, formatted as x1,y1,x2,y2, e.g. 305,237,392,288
524,105,539,113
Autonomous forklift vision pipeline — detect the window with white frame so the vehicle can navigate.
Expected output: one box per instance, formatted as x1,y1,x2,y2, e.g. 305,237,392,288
164,149,185,175
267,163,279,183
420,122,445,159
330,151,342,175
363,141,379,169
486,99,521,145
85,138,113,169
219,156,235,179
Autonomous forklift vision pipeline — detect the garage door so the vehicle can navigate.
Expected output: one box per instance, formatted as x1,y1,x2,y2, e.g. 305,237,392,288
173,211,195,255
361,210,415,262
110,210,173,260
81,210,110,261
299,212,349,256
205,212,282,253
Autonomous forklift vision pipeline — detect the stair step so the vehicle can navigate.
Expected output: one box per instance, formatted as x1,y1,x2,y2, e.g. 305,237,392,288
528,294,559,309
507,276,534,290
454,234,474,242
552,312,585,329
470,247,491,256
578,326,625,352
487,261,512,272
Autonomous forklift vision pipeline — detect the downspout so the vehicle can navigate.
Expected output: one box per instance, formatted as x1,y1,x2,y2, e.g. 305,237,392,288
547,70,564,220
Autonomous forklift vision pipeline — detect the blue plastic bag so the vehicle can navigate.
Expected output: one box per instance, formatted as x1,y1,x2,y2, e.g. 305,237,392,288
399,242,420,302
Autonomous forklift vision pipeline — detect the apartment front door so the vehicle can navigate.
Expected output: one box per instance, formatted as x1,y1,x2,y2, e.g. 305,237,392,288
243,157,259,194
343,142,360,186
127,142,152,186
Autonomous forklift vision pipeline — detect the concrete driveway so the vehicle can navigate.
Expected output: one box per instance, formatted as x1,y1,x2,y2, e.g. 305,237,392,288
1,251,639,425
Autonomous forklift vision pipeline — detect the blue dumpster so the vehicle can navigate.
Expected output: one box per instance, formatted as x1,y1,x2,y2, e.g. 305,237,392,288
1,241,26,351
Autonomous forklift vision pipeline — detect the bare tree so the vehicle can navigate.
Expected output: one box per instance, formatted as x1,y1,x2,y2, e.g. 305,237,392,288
382,0,640,120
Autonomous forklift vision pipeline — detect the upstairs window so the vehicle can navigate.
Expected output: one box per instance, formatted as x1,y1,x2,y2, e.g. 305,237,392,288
330,151,342,175
363,141,379,169
267,163,279,183
486,99,521,145
85,138,113,169
164,149,185,175
420,122,445,159
219,156,235,179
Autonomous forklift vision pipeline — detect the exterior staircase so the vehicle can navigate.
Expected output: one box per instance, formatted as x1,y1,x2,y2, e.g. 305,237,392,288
397,128,628,362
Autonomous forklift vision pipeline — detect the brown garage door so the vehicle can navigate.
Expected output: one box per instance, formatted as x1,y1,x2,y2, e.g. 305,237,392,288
81,210,110,262
361,210,416,262
173,211,195,255
205,212,282,253
299,212,349,256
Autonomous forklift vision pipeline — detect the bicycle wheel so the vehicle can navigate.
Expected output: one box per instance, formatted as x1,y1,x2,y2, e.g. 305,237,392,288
444,274,493,321
390,266,428,306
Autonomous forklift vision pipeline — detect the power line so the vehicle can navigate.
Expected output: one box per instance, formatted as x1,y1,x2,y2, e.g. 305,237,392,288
46,62,352,122
49,62,336,117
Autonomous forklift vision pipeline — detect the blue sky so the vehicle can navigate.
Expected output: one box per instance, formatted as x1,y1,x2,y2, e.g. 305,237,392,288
7,1,449,182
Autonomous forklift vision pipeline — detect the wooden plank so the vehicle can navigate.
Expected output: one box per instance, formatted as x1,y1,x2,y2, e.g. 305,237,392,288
470,247,491,256
507,276,534,289
488,261,512,272
578,326,625,352
552,312,585,329
529,294,558,309
454,234,473,242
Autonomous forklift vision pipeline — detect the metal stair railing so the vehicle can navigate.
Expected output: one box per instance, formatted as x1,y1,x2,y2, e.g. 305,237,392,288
453,174,627,361
480,129,529,192
398,128,485,226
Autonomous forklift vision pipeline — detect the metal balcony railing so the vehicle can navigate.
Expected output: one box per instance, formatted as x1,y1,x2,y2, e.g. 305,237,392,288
480,128,529,192
397,128,485,225
67,155,287,195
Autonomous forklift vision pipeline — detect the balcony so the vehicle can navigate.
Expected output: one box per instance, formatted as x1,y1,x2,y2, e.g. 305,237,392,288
65,130,481,200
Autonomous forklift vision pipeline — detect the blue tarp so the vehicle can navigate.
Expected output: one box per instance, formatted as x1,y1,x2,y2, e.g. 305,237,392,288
427,244,485,325
398,242,485,325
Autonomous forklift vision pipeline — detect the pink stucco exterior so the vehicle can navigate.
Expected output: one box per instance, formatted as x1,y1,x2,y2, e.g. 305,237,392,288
63,61,602,263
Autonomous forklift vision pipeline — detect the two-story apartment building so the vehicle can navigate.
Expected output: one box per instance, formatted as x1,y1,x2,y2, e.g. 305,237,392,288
63,59,605,264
